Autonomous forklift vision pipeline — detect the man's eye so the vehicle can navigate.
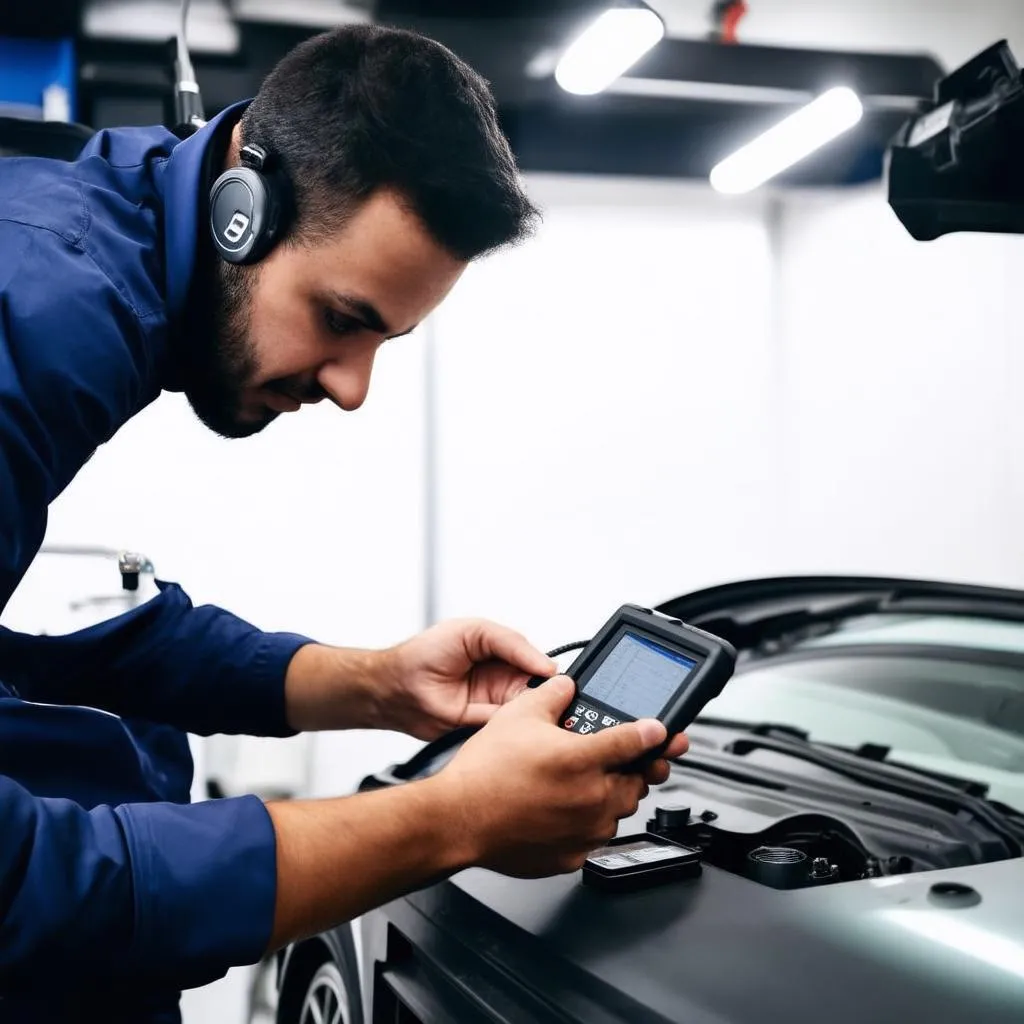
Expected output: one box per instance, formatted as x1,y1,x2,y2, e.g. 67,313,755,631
325,309,361,336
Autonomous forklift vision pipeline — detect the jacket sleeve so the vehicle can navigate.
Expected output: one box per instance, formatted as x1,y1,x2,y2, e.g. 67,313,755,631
0,206,314,737
0,773,278,992
0,582,313,737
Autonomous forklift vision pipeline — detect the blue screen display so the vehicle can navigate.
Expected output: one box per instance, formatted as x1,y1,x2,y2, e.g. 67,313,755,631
581,632,698,719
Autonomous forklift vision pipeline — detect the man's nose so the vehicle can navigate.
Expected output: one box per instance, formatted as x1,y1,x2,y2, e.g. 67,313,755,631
316,344,378,412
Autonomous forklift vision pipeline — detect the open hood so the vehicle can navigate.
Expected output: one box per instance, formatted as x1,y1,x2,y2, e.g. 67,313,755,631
656,575,1024,652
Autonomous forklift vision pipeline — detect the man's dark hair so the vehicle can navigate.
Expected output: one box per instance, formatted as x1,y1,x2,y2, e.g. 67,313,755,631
240,24,539,260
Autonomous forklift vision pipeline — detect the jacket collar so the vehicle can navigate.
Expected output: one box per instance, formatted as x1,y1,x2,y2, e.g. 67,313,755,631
161,100,250,333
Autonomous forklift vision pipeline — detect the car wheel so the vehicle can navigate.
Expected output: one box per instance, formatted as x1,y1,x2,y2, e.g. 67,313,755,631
299,962,350,1024
276,937,361,1024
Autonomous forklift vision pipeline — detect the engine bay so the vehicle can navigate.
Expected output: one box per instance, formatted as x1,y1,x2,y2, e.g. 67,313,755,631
361,713,1024,893
642,724,1024,889
646,806,910,890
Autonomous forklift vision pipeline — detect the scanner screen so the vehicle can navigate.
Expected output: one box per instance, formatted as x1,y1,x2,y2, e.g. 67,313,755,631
581,632,697,719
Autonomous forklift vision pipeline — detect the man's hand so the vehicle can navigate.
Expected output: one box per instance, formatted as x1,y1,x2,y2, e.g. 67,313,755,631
376,618,558,739
284,619,557,739
284,625,681,792
432,676,689,877
266,674,688,949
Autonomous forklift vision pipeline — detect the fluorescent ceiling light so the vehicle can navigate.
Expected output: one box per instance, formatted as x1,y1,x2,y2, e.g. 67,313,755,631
710,86,864,194
231,0,371,27
83,0,239,53
555,4,665,96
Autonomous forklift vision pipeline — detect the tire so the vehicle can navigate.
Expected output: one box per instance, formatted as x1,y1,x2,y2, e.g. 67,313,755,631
276,935,362,1024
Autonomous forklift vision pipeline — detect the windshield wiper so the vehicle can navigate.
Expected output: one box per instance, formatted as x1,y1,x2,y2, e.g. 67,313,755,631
698,717,996,798
697,717,985,788
718,730,1023,851
846,741,994,798
697,717,816,744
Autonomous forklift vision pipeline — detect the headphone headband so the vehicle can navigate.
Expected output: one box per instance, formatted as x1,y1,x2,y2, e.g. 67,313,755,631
239,142,268,171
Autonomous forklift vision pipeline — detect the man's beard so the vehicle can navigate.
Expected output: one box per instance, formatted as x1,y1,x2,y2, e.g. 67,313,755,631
181,259,274,440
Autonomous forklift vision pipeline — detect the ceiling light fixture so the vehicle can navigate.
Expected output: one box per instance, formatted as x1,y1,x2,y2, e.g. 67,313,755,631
554,1,665,96
710,86,864,194
82,0,239,53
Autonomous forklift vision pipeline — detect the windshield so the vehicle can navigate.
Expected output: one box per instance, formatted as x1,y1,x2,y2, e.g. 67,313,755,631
800,613,1024,654
699,620,1024,814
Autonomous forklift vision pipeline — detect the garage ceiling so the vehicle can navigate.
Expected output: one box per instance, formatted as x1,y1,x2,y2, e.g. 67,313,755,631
0,0,945,186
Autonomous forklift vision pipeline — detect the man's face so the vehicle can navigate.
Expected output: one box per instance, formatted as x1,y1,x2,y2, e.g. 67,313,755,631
186,187,467,439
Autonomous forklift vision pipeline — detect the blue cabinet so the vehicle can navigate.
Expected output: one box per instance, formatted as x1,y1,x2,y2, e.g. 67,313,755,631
0,36,76,121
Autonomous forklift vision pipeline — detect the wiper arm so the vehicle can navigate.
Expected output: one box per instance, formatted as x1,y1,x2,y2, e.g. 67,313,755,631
848,741,991,799
721,731,1023,852
697,716,813,742
698,716,990,798
664,752,790,792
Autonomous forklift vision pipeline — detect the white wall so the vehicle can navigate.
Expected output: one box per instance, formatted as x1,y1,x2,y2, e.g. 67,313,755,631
430,171,1024,648
431,175,784,649
773,185,1024,589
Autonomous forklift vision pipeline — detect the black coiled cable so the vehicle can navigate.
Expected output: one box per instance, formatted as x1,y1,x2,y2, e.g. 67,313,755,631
526,640,591,688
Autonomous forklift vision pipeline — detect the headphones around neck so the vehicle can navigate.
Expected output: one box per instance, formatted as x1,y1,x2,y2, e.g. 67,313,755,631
208,141,292,265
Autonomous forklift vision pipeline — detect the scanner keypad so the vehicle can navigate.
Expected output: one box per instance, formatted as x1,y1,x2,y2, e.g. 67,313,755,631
561,701,621,734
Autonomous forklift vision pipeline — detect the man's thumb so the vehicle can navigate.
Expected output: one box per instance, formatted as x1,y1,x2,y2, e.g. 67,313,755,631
591,718,667,767
516,675,576,720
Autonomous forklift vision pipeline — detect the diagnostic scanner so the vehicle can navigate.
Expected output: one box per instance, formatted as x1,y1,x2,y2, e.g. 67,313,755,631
549,604,736,754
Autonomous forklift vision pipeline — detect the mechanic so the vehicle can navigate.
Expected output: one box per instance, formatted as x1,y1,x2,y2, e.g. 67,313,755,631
0,23,686,1023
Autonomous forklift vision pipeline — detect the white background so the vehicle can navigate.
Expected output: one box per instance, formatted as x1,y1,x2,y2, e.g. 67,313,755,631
7,1,1024,1021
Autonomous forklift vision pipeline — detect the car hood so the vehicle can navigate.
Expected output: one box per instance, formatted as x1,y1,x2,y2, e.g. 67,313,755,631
656,575,1024,651
366,575,1024,1021
431,835,1024,1024
367,720,1024,1023
398,772,1024,1024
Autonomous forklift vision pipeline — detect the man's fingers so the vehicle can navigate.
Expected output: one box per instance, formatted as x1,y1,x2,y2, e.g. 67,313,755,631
507,675,576,721
590,718,667,768
460,703,501,727
463,620,557,679
664,733,689,759
610,772,648,818
643,759,671,786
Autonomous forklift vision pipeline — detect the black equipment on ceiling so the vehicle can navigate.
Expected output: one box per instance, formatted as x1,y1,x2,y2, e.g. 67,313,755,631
886,40,1024,239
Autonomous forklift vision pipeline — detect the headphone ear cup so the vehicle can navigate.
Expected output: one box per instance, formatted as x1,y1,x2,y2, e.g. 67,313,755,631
209,165,279,264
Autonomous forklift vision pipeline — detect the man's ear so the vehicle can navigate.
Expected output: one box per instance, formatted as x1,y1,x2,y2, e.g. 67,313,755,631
225,123,243,169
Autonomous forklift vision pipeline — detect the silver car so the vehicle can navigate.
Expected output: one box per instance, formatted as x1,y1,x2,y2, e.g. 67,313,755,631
276,575,1024,1024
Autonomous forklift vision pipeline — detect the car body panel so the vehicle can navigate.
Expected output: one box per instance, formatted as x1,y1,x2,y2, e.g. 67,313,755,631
363,787,1024,1023
290,576,1024,1023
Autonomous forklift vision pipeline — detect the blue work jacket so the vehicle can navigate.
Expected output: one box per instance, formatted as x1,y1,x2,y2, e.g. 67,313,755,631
0,102,315,1021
